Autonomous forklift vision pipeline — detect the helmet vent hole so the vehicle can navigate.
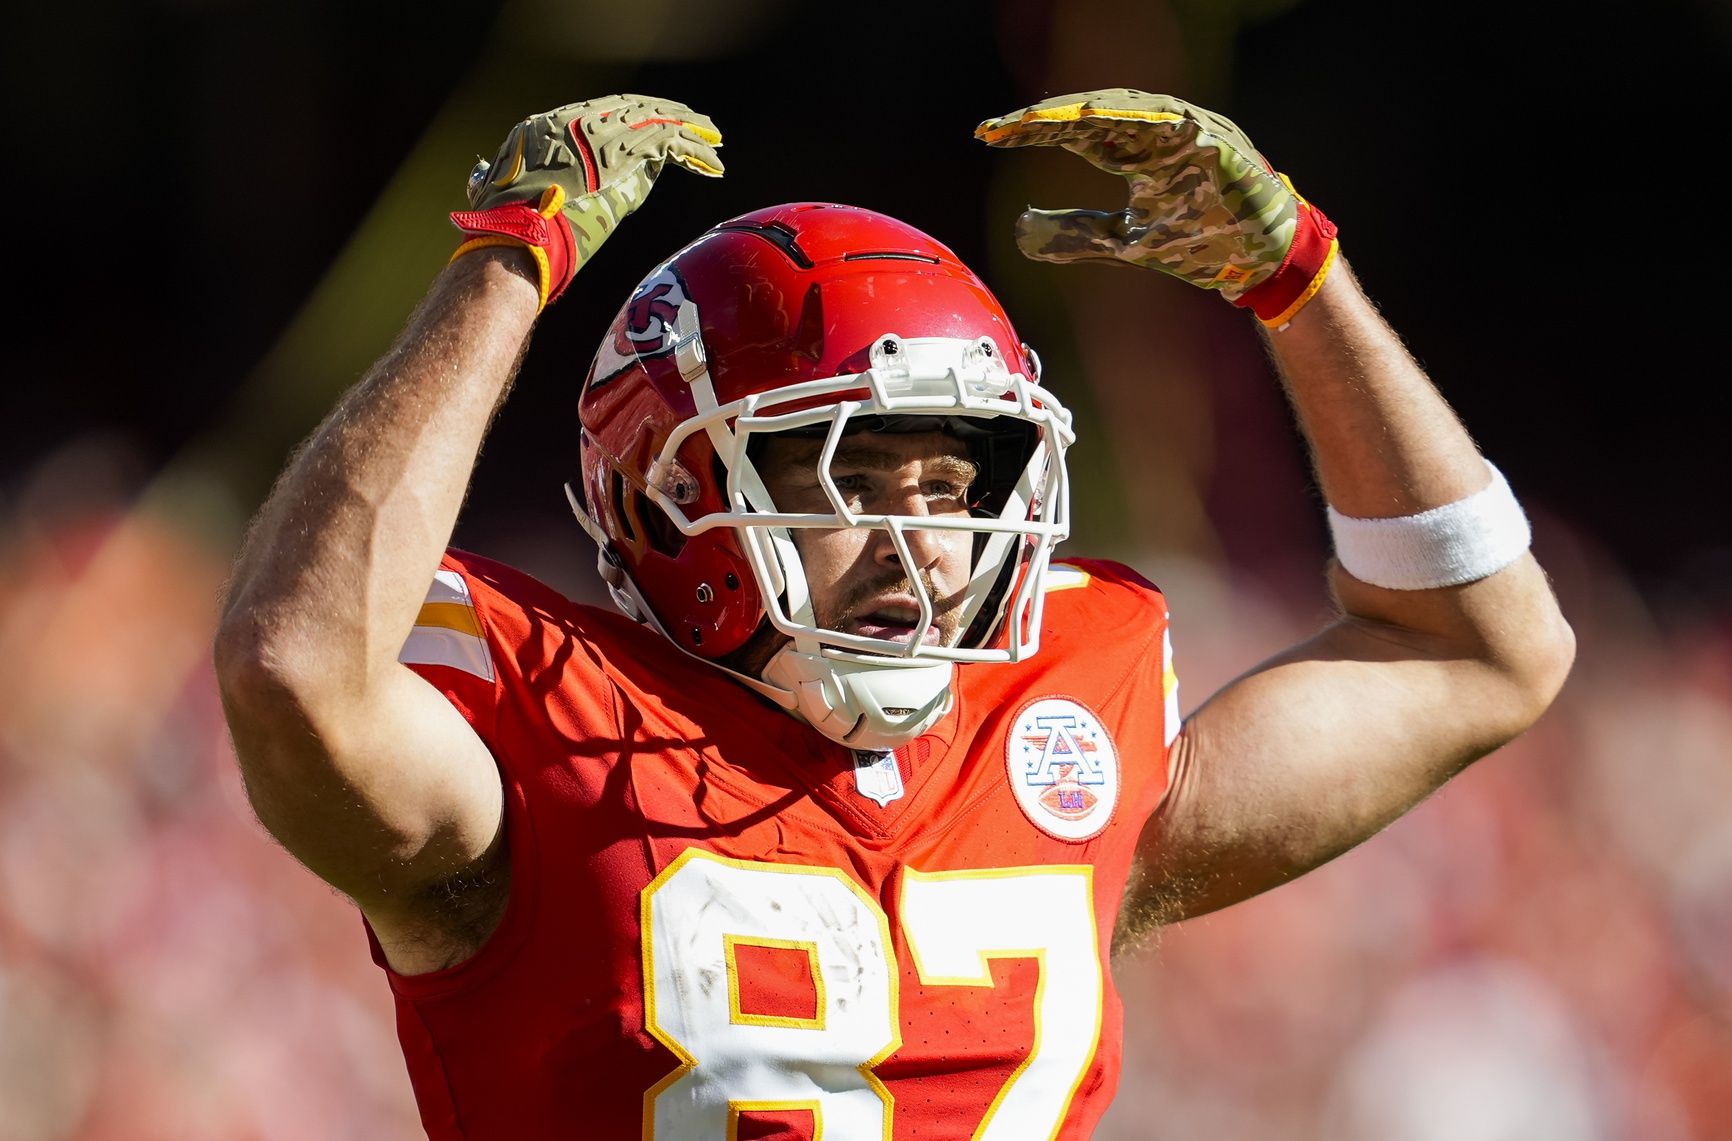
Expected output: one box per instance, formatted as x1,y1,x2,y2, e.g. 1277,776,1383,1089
713,221,813,268
610,472,636,543
632,488,688,558
843,252,941,264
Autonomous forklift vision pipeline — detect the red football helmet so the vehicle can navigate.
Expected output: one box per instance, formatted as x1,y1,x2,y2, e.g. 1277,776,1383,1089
570,202,1073,748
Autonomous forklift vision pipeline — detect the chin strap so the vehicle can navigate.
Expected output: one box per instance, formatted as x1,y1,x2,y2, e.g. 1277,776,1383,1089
761,645,954,751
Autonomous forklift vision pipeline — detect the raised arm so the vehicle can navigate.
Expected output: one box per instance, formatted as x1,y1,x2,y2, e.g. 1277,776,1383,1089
212,96,722,963
978,91,1573,925
1152,260,1572,920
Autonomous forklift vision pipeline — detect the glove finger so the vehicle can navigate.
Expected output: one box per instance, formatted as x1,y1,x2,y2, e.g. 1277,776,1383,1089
621,111,723,149
666,134,726,178
975,90,1127,140
610,93,723,144
982,122,1146,163
606,122,724,178
667,107,722,145
547,92,697,129
979,116,1197,183
1013,207,1127,264
977,89,1256,189
551,96,722,172
986,120,1188,185
976,114,1092,149
977,90,1185,145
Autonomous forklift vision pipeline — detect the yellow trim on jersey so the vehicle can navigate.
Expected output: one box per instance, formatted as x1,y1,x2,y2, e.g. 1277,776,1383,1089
1043,565,1092,593
639,849,901,1141
399,570,494,681
900,865,1102,1141
728,1099,823,1141
414,601,482,637
1162,627,1182,747
724,934,826,1031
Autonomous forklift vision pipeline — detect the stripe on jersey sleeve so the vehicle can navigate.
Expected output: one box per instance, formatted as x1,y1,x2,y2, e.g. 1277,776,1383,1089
1044,564,1092,592
1162,627,1180,746
399,568,495,682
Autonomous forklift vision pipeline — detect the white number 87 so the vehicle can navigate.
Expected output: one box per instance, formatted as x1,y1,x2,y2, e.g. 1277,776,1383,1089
642,849,1103,1140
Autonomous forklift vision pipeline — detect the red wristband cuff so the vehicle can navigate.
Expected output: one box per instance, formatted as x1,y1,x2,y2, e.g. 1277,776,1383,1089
449,199,577,310
1234,201,1340,327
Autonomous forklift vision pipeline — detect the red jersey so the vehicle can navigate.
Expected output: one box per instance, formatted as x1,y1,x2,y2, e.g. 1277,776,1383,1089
375,548,1179,1140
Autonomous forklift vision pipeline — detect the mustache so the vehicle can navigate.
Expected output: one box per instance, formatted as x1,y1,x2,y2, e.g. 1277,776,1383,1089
825,568,963,630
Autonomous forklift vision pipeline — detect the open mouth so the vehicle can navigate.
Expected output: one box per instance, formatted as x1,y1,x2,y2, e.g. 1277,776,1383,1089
850,604,942,646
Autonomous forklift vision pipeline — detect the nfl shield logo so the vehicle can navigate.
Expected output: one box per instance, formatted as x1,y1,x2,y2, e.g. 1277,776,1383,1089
852,749,905,807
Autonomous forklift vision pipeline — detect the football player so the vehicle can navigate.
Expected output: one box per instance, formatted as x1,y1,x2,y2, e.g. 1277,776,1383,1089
214,92,1574,1139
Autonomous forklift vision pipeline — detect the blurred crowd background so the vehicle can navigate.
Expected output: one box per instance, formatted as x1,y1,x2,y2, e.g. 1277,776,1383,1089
3,0,1729,1137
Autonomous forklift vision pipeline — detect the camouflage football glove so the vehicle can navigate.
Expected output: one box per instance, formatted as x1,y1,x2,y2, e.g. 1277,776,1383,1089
451,94,724,311
975,89,1338,328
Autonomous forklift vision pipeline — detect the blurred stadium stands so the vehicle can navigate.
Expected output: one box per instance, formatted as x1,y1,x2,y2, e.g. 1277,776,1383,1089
2,0,1728,1136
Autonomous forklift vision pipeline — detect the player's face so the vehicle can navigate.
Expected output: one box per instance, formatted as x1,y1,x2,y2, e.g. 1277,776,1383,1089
757,431,979,648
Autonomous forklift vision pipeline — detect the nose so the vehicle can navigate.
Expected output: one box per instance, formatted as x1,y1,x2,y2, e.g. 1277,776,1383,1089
871,486,946,572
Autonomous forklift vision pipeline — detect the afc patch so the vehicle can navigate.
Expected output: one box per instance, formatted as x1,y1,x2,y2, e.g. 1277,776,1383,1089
1005,696,1119,842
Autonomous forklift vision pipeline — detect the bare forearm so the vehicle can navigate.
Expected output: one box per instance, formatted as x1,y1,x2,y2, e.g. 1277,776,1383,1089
218,250,539,694
1124,261,1577,929
1263,260,1487,515
1262,262,1572,684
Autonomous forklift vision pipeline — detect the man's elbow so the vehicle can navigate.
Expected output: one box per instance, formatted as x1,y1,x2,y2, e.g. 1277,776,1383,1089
1489,605,1576,741
213,597,363,715
1528,607,1578,713
213,612,348,776
214,611,278,710
1334,558,1578,741
212,614,364,834
213,612,314,755
213,606,308,711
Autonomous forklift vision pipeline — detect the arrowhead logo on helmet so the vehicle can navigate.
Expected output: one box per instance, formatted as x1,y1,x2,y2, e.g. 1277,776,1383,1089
569,203,1075,750
589,268,695,391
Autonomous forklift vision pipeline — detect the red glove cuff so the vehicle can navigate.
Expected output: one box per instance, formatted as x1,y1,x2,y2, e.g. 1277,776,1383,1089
448,188,576,311
1234,199,1340,328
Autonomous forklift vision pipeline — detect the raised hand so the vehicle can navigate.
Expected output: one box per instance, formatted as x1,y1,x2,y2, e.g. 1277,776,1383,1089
976,89,1337,327
451,94,724,310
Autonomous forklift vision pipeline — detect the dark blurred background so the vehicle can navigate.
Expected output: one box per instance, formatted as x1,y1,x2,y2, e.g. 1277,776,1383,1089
2,1,1729,1138
11,0,1731,611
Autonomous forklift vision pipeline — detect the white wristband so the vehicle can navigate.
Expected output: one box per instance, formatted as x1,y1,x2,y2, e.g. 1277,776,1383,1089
1326,461,1532,590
